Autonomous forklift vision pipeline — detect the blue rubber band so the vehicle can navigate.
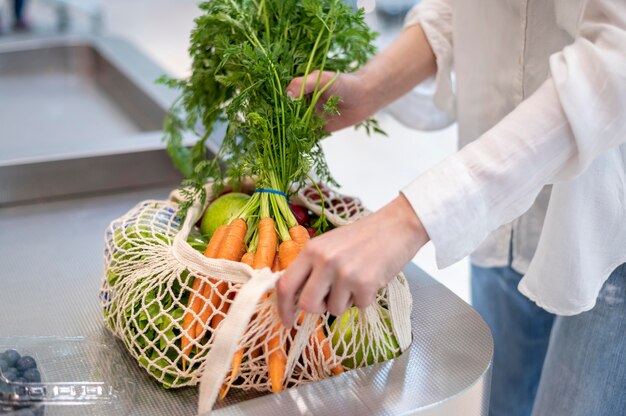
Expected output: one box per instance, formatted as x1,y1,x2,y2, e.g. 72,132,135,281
254,188,289,199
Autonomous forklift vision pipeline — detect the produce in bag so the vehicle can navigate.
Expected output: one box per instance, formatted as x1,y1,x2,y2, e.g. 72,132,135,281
101,187,412,403
101,0,412,412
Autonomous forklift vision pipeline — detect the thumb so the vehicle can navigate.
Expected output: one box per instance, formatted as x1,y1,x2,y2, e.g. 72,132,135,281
286,70,335,99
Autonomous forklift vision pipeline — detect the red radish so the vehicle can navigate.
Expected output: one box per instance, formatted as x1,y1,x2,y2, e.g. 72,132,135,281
290,204,310,225
307,227,317,238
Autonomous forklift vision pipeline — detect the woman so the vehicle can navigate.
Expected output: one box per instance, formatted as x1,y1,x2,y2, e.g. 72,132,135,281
277,1,626,415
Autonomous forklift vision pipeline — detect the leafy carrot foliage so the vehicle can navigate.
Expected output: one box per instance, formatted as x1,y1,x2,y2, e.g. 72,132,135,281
160,0,377,221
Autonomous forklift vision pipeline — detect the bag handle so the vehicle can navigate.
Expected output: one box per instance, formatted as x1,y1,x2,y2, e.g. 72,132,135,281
197,268,281,415
387,273,413,351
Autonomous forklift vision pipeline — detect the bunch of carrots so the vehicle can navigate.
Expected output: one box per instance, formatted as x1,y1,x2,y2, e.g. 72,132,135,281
180,191,343,396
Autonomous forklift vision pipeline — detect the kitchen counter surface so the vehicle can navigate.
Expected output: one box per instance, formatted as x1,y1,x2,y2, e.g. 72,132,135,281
0,185,492,415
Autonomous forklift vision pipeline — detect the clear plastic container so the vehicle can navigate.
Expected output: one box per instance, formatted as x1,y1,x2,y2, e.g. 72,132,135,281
0,337,134,415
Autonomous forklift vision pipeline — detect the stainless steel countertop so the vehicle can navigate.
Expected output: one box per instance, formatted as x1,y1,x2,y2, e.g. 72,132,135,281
0,186,492,415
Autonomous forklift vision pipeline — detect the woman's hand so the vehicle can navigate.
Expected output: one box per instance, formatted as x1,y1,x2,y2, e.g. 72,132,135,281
277,194,430,327
286,70,376,132
285,24,437,133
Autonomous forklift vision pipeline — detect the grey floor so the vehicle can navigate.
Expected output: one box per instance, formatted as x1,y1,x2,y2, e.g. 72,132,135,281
0,0,470,303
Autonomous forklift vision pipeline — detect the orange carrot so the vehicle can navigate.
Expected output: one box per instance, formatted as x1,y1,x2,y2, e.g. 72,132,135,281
208,218,247,329
241,251,255,267
250,343,262,359
314,321,344,375
195,218,247,342
181,225,228,367
288,225,310,249
278,239,300,271
253,218,278,270
296,314,344,376
272,253,280,272
223,218,279,397
216,218,248,261
246,218,286,393
266,321,287,393
204,225,230,258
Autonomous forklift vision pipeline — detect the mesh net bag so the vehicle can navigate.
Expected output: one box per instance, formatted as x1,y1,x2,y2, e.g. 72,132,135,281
100,183,413,414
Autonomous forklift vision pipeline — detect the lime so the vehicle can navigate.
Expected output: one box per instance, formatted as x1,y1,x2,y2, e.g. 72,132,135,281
330,307,399,369
200,192,250,238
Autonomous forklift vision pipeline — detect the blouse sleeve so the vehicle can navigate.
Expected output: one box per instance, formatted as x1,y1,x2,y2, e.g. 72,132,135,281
385,0,456,130
400,0,626,268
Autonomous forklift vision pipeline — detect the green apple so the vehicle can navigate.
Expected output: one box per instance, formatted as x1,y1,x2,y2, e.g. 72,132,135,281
330,307,400,369
200,192,251,238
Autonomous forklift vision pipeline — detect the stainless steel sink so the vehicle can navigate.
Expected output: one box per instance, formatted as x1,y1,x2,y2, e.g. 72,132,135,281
0,36,213,206
0,42,161,154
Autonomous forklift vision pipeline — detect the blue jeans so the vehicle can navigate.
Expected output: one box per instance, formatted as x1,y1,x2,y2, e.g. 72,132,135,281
472,264,555,416
473,262,626,416
532,263,626,416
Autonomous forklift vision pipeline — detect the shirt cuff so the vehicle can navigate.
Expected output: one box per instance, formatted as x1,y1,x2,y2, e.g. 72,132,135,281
401,154,486,269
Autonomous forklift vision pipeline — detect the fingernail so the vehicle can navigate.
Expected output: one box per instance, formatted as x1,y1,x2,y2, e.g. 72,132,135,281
286,90,295,100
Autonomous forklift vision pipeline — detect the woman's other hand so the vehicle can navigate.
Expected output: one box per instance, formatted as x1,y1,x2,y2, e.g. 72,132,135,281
277,194,429,326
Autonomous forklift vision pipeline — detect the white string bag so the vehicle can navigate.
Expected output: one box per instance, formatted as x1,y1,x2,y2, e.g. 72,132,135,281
100,183,413,414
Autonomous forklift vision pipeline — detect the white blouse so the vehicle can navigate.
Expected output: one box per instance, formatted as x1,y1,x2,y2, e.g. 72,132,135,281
397,0,626,315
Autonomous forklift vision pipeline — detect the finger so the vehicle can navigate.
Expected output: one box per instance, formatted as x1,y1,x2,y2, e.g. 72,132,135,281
326,280,353,317
352,286,378,310
297,265,333,316
277,255,312,327
286,70,335,99
286,70,320,98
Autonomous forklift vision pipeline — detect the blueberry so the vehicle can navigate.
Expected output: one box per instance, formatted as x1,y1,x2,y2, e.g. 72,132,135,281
22,369,41,383
16,356,37,372
2,350,21,367
3,367,18,381
0,359,8,372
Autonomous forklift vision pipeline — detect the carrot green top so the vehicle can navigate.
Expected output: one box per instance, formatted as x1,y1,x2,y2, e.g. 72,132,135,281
160,0,378,211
